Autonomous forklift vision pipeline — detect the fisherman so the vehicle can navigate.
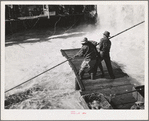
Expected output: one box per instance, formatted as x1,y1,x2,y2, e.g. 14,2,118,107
75,37,97,80
88,40,105,78
97,31,115,79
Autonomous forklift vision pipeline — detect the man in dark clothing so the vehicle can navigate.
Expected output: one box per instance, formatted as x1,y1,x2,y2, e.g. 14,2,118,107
88,40,105,78
97,31,115,79
75,38,97,80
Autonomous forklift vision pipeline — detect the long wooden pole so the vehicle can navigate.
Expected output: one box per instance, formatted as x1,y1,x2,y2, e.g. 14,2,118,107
5,56,75,93
5,21,145,93
109,21,145,39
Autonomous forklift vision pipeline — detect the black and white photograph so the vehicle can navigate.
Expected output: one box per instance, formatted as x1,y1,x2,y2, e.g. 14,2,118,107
1,1,148,120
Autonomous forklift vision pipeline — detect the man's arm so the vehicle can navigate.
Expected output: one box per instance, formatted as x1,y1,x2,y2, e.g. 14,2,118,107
75,45,87,57
89,41,99,55
99,39,103,50
89,40,98,46
97,39,103,51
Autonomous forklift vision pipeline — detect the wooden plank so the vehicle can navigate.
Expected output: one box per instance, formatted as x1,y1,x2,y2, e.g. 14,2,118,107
115,102,135,109
60,48,140,109
83,76,130,86
79,96,90,109
62,49,80,57
132,86,144,102
85,82,131,91
111,93,136,106
81,84,133,95
75,78,80,90
61,49,85,91
86,85,133,96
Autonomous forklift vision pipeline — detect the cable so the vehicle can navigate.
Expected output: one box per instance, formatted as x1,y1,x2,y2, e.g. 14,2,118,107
28,10,45,29
63,18,80,33
52,15,80,36
30,18,40,29
52,17,61,35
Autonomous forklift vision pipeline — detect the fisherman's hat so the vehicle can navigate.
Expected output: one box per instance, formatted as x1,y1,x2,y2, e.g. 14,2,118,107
103,31,110,37
81,37,88,44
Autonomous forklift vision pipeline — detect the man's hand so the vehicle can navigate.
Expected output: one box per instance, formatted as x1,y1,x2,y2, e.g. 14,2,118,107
72,54,79,59
74,54,79,57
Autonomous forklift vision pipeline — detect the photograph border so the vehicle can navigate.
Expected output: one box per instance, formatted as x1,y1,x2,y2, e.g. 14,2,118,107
1,0,148,120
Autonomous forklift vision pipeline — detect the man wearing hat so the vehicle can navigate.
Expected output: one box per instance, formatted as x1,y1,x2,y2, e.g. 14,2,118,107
75,37,97,80
97,31,115,79
88,40,105,78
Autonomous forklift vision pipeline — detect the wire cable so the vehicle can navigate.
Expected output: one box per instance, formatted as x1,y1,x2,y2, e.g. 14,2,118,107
63,17,80,33
52,17,61,35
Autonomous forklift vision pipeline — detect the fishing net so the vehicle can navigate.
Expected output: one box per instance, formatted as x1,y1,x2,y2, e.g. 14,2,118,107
82,93,112,109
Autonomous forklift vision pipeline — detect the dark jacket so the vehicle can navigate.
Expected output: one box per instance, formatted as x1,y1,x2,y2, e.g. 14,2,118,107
88,40,101,58
76,41,97,60
98,36,111,54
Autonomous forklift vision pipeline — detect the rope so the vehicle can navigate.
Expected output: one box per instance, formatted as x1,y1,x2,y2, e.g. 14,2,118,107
52,16,80,35
30,18,40,29
63,18,80,33
52,17,61,35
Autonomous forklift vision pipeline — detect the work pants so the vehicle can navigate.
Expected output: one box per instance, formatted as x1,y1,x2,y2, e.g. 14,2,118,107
101,52,115,79
93,56,104,76
79,59,96,79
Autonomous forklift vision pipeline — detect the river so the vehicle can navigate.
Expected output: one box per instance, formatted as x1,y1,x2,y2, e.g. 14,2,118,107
5,4,145,109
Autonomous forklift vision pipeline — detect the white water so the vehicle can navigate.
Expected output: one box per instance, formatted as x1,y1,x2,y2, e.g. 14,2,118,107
86,5,145,85
99,5,145,85
5,4,145,109
5,35,85,109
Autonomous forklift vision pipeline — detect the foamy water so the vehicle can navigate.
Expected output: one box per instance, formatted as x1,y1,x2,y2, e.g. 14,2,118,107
5,4,145,109
98,5,145,85
5,35,86,109
86,5,145,85
5,36,83,92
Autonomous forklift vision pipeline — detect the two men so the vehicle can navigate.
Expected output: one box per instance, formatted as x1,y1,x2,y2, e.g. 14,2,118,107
76,31,115,80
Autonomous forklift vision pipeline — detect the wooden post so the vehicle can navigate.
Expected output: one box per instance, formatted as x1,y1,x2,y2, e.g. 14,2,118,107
46,5,50,19
60,49,85,91
132,86,144,102
75,78,80,90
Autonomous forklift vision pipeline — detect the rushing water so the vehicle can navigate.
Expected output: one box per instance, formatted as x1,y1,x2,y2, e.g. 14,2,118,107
5,34,86,109
5,4,145,109
88,5,145,85
99,5,145,85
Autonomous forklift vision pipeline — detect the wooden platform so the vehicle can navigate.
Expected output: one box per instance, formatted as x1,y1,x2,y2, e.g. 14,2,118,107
61,48,140,109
